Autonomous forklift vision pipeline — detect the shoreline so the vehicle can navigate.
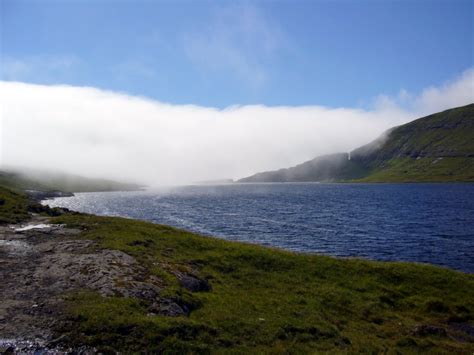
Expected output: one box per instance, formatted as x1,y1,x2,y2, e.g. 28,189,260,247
42,185,474,274
1,184,473,352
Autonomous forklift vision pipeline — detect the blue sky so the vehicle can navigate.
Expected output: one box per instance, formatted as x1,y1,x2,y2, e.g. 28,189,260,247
1,0,473,108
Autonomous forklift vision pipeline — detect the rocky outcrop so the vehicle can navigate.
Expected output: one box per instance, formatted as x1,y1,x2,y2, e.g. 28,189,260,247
25,190,74,202
0,215,209,353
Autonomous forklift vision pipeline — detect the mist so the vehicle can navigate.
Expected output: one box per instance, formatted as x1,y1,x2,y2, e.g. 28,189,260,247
1,68,473,186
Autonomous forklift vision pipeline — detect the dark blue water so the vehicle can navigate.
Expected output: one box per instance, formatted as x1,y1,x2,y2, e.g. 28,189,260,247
46,183,474,273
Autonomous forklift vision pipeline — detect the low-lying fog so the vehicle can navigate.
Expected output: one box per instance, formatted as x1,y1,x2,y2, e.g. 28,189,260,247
1,68,473,186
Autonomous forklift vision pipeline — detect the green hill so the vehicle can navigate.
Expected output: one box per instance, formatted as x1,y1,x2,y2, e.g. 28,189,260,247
239,153,369,183
239,104,474,183
0,168,143,193
0,185,31,224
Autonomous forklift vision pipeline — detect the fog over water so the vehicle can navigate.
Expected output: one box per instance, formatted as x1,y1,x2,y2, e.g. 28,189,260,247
1,68,473,185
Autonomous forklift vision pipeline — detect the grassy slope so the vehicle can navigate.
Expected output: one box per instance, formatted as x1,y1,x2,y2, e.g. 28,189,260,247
361,104,474,161
359,157,474,182
354,104,474,182
0,186,31,224
239,154,370,183
240,104,474,183
0,185,67,224
53,213,474,353
0,169,142,193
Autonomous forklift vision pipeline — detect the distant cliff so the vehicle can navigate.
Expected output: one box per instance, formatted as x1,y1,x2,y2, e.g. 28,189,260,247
239,104,474,183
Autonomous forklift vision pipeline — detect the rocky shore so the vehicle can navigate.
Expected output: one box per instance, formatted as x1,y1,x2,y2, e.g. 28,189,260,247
25,190,74,202
0,216,91,353
0,214,211,354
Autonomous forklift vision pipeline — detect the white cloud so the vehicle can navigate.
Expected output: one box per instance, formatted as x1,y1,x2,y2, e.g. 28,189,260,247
0,69,472,186
373,68,474,115
413,68,474,114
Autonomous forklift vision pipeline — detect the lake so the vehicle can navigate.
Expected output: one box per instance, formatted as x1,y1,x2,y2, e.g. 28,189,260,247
45,183,474,273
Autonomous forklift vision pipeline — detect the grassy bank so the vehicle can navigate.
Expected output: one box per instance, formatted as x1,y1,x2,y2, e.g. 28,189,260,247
0,185,67,225
53,213,474,353
0,186,31,224
1,184,473,352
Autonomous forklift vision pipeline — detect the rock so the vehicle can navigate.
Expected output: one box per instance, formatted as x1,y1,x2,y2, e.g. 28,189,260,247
449,322,474,337
149,299,188,317
0,214,166,351
178,274,211,292
119,281,161,301
25,190,74,202
47,334,67,347
2,346,15,354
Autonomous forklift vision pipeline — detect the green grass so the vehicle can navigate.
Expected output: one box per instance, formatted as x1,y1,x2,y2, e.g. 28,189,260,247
0,184,69,224
359,157,474,182
0,185,31,224
376,104,474,158
53,213,474,353
353,104,474,183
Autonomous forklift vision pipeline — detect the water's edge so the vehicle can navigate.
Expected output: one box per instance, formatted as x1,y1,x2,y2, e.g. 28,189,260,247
45,183,474,273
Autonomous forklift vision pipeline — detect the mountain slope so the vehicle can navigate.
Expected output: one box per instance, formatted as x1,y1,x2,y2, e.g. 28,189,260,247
239,153,369,183
0,168,143,193
239,104,474,183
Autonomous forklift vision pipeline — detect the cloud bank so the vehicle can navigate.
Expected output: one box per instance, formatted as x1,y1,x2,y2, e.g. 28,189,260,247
1,69,473,186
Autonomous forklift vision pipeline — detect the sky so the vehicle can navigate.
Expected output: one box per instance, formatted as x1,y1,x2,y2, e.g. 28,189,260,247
0,0,473,185
2,0,473,108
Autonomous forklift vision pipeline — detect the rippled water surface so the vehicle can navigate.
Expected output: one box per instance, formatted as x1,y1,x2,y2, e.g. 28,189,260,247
46,183,474,272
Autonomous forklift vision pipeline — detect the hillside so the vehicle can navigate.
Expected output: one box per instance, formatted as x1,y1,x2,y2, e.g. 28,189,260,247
0,168,143,194
0,183,473,353
239,153,369,183
239,104,474,183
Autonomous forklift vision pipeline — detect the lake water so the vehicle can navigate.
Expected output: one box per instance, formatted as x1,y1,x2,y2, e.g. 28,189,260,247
45,183,474,273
